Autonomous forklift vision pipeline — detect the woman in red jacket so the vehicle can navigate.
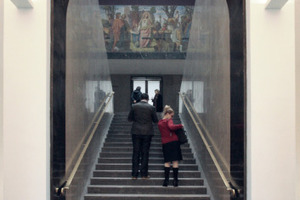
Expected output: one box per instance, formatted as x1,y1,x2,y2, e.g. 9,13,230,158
158,105,183,187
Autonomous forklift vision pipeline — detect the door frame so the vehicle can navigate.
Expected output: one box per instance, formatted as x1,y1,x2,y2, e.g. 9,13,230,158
130,76,163,96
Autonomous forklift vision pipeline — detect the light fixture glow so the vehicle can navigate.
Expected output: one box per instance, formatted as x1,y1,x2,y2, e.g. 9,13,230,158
10,0,33,8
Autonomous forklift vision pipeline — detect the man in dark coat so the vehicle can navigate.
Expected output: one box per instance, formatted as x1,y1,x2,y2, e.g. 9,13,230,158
128,93,159,179
152,89,163,112
131,86,142,104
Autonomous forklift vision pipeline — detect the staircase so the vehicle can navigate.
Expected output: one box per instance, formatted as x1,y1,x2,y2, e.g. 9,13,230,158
84,113,211,200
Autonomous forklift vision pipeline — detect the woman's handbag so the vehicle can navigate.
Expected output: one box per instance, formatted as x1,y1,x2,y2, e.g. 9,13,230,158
175,128,188,145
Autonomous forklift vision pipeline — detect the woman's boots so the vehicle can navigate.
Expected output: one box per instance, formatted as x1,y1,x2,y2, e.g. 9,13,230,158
163,167,170,187
163,167,179,187
173,168,179,187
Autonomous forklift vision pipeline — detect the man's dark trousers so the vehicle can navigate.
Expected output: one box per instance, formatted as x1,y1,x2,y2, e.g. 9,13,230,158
128,99,158,178
132,134,152,177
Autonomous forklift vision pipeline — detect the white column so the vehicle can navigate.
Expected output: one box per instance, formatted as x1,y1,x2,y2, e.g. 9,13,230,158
2,0,50,199
247,0,296,200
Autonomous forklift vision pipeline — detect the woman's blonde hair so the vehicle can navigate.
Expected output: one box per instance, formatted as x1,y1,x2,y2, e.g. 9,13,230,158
163,105,174,117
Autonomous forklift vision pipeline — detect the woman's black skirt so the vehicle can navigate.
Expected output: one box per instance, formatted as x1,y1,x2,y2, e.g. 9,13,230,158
162,141,182,162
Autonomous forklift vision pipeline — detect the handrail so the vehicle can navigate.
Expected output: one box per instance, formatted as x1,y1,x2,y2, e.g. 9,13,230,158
184,93,230,173
55,92,114,196
179,92,240,198
65,92,111,173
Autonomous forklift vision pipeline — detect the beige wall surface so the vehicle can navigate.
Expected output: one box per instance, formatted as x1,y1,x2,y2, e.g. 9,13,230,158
296,0,300,199
0,0,4,199
2,0,50,200
247,1,297,200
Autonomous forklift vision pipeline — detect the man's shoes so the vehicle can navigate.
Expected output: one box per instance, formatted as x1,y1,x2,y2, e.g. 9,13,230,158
132,176,137,180
142,175,150,180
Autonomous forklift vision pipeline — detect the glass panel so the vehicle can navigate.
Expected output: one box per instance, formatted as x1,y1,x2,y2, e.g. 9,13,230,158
180,0,231,199
65,0,113,199
133,80,146,93
193,81,204,113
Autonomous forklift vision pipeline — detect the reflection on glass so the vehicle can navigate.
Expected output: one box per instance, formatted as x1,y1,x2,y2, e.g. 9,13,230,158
65,0,113,199
180,0,231,199
148,80,160,101
85,81,109,113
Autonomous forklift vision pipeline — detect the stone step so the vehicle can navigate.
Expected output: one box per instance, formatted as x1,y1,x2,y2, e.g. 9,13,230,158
90,177,204,186
98,157,196,164
95,163,199,171
105,138,162,143
107,132,161,137
101,147,192,153
93,170,201,178
108,128,159,132
84,194,210,200
87,185,207,195
103,142,190,148
105,134,161,139
99,152,194,158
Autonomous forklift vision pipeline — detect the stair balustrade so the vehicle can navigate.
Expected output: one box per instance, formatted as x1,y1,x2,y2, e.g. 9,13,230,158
179,92,242,199
55,92,115,197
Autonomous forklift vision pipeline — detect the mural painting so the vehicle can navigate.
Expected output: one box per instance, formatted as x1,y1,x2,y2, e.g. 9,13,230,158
99,5,194,53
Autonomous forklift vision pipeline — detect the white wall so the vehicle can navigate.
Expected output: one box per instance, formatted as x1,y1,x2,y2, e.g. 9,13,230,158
2,0,50,200
295,1,300,199
247,1,297,200
0,0,4,199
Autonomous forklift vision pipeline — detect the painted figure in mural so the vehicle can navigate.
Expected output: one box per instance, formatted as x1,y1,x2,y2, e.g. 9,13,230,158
182,16,192,39
120,14,131,51
112,12,124,51
153,22,173,52
165,18,182,52
181,15,192,51
174,10,180,24
138,11,153,48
